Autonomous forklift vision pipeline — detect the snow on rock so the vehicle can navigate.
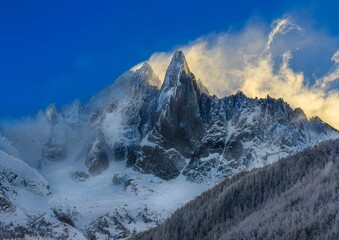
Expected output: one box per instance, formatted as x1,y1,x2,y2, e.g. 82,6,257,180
157,50,190,112
0,150,50,196
0,149,87,239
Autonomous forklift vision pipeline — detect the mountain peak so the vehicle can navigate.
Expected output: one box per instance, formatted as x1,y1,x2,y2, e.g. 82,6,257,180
162,51,190,89
134,62,155,81
45,104,59,125
171,50,187,66
170,50,189,72
156,51,192,112
137,62,152,74
135,62,161,88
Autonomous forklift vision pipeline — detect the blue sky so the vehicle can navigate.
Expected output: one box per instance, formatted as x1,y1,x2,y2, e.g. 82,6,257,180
0,0,338,118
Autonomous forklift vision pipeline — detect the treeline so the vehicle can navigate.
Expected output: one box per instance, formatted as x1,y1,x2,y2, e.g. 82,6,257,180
131,139,339,240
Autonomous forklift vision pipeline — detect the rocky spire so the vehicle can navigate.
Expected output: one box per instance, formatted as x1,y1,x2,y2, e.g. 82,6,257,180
153,50,204,154
157,51,193,112
161,50,190,90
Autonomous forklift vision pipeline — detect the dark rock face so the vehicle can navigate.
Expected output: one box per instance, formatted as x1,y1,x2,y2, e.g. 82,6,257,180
85,135,110,176
156,51,204,150
87,152,109,176
134,146,186,180
0,186,14,212
155,73,204,154
70,171,90,182
52,208,76,227
113,142,126,161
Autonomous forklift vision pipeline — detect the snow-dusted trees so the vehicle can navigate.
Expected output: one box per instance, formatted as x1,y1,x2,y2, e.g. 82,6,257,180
132,139,339,240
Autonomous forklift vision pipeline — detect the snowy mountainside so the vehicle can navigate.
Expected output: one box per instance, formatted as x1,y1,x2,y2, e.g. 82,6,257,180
0,133,208,239
0,50,338,239
0,137,86,239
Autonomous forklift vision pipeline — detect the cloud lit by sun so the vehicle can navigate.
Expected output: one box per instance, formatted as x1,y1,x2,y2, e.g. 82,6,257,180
140,18,339,129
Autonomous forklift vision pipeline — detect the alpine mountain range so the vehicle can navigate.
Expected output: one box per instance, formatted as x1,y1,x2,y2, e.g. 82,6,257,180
0,51,338,239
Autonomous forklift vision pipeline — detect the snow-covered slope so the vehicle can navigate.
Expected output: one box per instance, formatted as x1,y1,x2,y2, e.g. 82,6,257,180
0,51,338,239
0,133,209,239
0,137,86,239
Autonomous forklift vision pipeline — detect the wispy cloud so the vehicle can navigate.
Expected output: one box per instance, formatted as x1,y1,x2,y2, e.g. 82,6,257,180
142,17,339,129
264,18,302,53
316,50,339,90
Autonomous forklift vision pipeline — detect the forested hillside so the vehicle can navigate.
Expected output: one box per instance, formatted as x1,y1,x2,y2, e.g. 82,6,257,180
132,139,339,240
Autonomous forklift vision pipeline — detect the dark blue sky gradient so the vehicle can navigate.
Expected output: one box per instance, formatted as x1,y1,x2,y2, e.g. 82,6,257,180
0,0,338,117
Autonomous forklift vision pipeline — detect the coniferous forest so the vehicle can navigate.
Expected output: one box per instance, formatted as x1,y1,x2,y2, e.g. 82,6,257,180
132,139,339,240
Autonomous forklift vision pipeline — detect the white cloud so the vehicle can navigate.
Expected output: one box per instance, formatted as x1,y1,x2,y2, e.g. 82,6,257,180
331,50,339,64
316,50,339,90
144,18,339,129
264,18,302,53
